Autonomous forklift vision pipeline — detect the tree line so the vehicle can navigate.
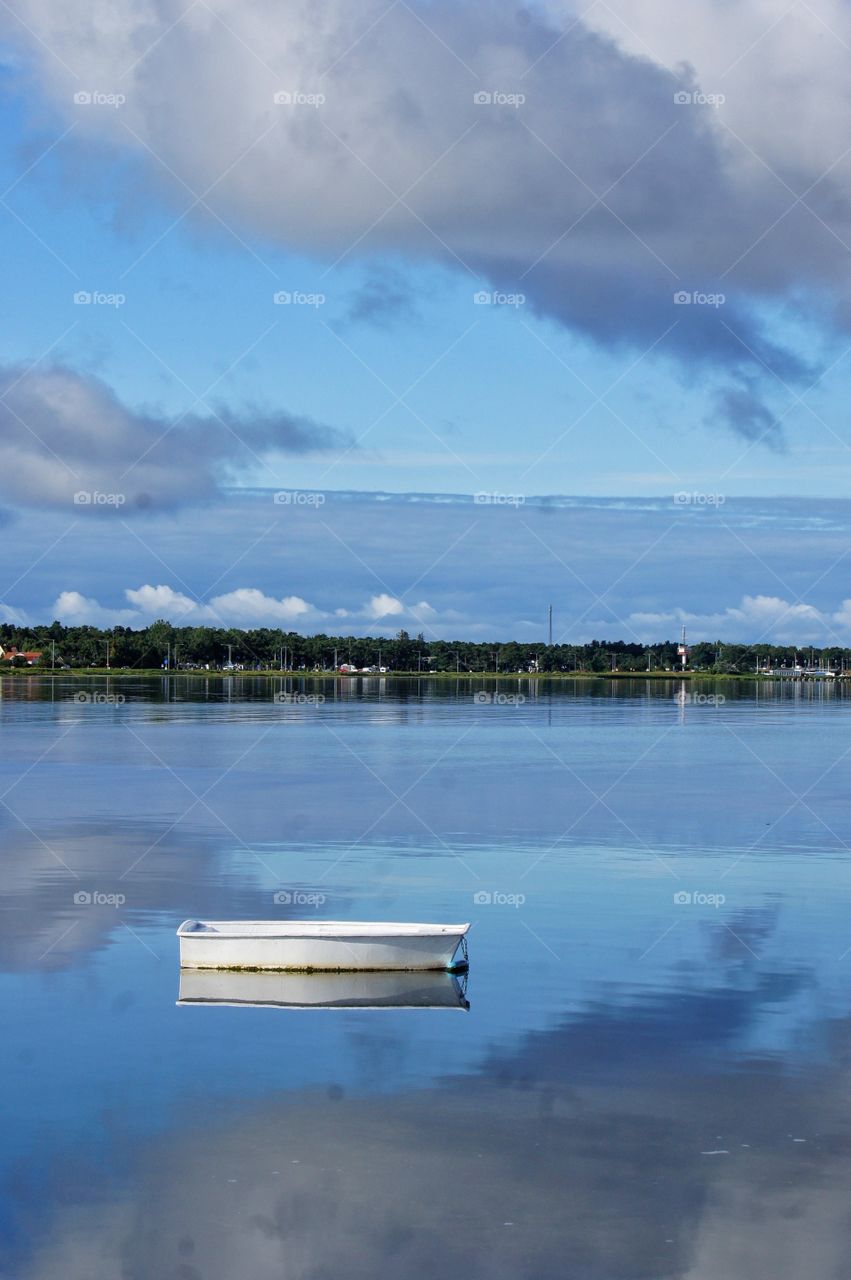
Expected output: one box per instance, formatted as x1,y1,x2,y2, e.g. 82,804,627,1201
0,621,846,674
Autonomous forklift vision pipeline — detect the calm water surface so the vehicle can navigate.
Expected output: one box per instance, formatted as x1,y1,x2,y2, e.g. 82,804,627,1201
2,676,851,1278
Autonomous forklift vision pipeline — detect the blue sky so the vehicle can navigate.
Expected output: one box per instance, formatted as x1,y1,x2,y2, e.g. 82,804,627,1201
2,1,851,639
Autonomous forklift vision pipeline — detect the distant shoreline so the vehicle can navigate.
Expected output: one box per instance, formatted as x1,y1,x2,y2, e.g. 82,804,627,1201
0,668,840,682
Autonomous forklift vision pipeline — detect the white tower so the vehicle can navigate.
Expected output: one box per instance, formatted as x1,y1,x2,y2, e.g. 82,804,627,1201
677,625,688,671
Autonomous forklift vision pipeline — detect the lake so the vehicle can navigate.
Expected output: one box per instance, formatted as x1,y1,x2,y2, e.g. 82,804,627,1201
2,675,850,1279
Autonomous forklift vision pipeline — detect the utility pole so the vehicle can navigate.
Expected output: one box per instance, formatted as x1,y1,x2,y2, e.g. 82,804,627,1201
51,640,55,672
105,639,110,671
226,644,232,669
547,604,552,646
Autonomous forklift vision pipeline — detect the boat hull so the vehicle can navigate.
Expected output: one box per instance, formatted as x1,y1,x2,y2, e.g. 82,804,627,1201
177,920,469,972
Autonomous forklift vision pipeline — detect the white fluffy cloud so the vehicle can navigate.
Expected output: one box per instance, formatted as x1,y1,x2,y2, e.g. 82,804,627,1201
47,585,438,630
52,590,138,627
621,594,848,646
35,585,851,644
123,584,313,624
123,585,199,619
366,594,436,623
366,594,406,619
51,585,320,628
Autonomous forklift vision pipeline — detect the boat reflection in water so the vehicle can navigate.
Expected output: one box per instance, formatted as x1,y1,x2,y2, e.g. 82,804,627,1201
177,967,470,1010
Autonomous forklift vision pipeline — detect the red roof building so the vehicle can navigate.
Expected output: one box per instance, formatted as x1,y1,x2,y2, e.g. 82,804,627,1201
0,646,43,664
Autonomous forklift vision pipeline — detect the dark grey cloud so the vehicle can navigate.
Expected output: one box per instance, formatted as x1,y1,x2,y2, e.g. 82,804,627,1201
7,0,843,442
0,363,350,512
709,383,780,447
342,264,421,330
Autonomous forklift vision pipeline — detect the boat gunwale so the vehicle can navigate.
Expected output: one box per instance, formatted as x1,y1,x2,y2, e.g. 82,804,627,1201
180,962,469,973
176,919,471,940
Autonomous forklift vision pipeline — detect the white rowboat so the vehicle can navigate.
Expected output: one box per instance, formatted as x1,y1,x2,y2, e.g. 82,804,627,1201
177,920,470,972
177,968,469,1009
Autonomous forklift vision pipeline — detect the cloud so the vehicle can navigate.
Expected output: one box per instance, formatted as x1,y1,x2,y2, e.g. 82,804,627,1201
50,584,322,628
7,0,845,441
709,384,781,447
122,585,199,619
830,599,851,631
623,594,833,645
52,590,138,627
579,0,851,196
0,603,31,625
0,363,350,512
364,594,437,628
342,264,421,329
39,581,851,645
47,583,438,630
366,593,406,620
122,585,314,624
204,587,313,623
1,491,848,642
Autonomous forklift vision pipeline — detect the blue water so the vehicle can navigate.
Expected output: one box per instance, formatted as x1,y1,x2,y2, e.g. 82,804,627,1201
2,676,850,1278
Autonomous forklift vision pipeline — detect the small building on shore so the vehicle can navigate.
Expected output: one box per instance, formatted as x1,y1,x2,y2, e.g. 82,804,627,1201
0,646,43,665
